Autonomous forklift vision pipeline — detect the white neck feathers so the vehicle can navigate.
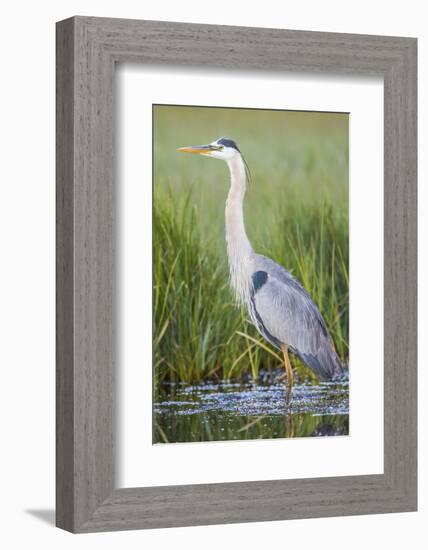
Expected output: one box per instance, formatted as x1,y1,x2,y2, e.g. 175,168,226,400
225,155,254,304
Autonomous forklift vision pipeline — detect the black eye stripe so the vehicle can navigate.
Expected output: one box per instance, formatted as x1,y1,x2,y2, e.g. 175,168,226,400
217,137,240,151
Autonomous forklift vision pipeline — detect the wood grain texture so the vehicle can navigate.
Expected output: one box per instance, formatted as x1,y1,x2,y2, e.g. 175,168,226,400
56,17,75,532
56,16,417,533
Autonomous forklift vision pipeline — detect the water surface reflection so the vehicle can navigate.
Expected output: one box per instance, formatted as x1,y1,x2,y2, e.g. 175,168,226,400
153,378,349,444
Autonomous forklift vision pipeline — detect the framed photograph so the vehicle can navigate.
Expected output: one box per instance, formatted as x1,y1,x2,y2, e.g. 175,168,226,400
152,104,350,446
56,16,417,532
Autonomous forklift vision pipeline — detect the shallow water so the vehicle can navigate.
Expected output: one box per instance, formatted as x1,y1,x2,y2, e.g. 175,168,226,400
153,377,349,444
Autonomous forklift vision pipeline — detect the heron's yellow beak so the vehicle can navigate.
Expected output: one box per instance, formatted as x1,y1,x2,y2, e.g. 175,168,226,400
176,145,213,155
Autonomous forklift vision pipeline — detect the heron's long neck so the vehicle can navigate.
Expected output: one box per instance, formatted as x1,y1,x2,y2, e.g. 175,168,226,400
225,155,254,304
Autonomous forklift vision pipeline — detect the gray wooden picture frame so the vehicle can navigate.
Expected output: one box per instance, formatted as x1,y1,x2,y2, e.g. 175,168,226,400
56,16,417,533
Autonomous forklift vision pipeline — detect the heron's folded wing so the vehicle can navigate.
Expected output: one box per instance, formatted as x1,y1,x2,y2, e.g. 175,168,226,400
253,273,327,357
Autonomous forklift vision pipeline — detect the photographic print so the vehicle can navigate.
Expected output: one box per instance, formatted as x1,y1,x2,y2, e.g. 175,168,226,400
153,104,349,444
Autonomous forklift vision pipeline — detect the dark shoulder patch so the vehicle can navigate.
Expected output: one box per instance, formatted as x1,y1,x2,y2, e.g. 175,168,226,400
252,271,268,293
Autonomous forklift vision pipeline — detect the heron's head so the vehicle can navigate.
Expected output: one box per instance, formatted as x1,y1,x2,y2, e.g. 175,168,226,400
177,137,241,161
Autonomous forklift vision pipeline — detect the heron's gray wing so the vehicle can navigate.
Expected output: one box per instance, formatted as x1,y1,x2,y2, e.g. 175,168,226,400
253,272,326,355
251,259,343,380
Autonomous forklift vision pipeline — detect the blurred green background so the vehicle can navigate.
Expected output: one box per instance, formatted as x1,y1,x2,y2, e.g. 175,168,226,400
153,105,349,397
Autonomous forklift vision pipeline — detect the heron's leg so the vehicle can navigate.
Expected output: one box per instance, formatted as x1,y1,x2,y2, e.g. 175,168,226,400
281,343,294,405
286,413,295,438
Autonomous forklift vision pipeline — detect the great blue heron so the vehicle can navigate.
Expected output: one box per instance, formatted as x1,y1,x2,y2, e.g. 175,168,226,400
177,137,344,402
